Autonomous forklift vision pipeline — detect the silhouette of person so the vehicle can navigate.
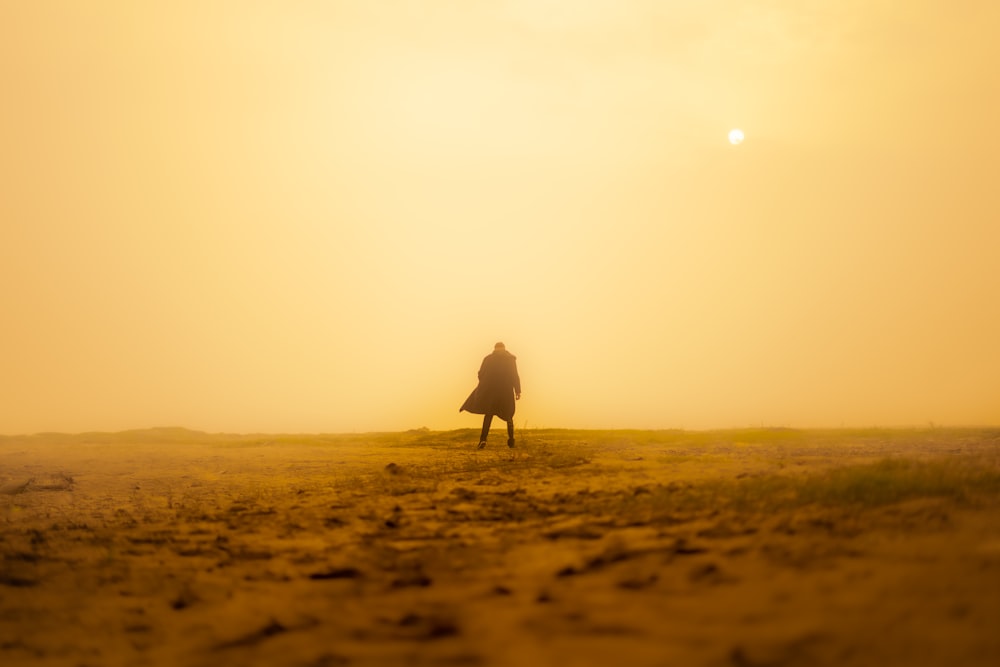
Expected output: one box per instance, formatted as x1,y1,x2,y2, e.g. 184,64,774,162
460,342,521,449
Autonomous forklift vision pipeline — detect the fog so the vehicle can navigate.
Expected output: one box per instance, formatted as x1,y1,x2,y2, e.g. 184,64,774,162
2,1,997,434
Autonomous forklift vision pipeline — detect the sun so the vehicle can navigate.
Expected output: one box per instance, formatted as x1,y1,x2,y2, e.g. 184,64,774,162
728,128,745,145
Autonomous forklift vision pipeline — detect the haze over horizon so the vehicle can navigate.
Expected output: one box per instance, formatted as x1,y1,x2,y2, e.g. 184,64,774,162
3,1,998,435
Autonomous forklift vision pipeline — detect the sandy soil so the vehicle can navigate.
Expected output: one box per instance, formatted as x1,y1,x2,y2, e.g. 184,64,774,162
2,427,1000,667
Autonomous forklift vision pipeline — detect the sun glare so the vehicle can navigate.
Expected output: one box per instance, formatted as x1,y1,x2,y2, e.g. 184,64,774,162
728,128,745,145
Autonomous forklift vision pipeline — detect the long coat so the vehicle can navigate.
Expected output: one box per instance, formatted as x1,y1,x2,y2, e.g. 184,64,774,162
459,349,521,421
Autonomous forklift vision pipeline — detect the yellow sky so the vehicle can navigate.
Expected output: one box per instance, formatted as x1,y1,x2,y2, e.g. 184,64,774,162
2,1,998,434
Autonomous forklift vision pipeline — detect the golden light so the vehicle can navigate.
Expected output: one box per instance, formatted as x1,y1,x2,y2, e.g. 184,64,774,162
728,128,745,145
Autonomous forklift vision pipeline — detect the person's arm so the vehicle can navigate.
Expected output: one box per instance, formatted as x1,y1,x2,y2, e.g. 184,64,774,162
513,361,521,399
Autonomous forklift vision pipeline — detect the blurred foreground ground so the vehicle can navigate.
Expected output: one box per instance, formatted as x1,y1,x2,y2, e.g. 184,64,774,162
2,427,1000,667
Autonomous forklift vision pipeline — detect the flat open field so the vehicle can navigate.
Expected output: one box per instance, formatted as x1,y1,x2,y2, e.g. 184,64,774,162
2,428,1000,667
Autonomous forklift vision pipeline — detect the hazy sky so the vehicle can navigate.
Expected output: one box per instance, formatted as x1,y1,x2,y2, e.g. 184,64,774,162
2,1,998,434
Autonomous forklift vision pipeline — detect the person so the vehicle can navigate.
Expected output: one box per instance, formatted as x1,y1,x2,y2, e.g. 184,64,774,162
460,342,521,449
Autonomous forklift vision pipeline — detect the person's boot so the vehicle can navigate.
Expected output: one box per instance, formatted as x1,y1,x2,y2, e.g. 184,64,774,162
507,437,515,449
477,439,487,449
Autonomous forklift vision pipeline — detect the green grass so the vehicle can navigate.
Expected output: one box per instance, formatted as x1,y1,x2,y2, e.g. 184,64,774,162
343,428,1000,513
8,426,998,516
664,457,1000,515
795,458,1000,507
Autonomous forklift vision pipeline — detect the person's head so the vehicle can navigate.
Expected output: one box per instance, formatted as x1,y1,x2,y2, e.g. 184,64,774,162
494,342,505,351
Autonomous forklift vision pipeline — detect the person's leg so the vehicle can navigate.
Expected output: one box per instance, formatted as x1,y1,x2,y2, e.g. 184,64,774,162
479,414,493,448
506,419,515,448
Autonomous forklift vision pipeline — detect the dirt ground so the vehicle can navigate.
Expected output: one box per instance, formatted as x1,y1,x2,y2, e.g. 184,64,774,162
2,427,1000,667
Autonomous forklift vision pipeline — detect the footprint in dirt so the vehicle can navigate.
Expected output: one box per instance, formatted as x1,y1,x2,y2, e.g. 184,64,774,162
689,562,735,585
391,612,459,640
